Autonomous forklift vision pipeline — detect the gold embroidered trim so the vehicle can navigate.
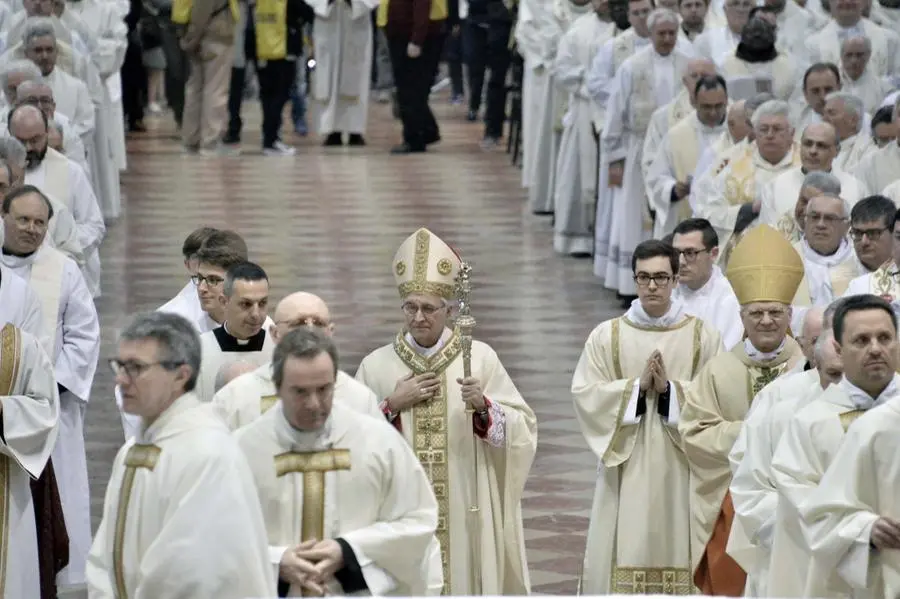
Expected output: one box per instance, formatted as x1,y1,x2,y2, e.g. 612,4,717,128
691,319,703,379
260,395,278,415
0,323,20,597
398,229,456,300
275,450,352,546
611,318,623,380
612,566,694,594
114,444,162,599
751,365,785,396
395,261,406,276
274,449,351,477
391,329,462,377
620,315,695,332
839,409,866,432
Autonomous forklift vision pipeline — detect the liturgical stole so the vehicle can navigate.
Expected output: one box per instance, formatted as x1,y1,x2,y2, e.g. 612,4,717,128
28,248,67,355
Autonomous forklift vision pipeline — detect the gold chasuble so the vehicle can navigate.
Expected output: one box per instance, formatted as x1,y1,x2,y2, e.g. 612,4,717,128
355,229,537,596
680,225,805,596
572,309,722,595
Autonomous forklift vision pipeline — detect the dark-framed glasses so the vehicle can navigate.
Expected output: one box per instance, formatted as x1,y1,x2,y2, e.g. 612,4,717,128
191,274,225,287
109,359,181,380
633,273,673,287
806,212,846,225
674,247,710,262
849,227,889,242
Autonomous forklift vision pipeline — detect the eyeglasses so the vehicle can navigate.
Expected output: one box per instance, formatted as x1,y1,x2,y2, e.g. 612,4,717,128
191,274,224,287
806,212,847,225
674,247,711,262
633,273,673,287
277,316,330,328
743,308,788,321
756,125,789,136
849,227,890,242
109,359,182,380
402,302,445,317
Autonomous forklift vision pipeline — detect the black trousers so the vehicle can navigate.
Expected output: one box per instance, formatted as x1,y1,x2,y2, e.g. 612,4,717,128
121,33,146,125
225,66,246,142
387,33,445,149
463,19,512,138
257,59,295,148
160,20,189,127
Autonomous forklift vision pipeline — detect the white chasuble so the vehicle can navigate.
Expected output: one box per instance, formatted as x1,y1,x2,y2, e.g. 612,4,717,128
194,319,276,402
772,378,898,598
85,393,276,598
213,365,382,430
236,402,439,596
758,166,869,230
672,266,743,350
800,394,900,597
308,0,378,135
834,131,876,174
0,323,60,599
843,68,893,114
806,18,900,79
572,311,722,594
680,337,804,588
355,329,536,596
691,26,740,66
844,261,900,304
857,141,900,196
727,368,821,597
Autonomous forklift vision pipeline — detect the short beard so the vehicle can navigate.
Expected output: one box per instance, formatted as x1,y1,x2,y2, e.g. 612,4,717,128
25,145,48,170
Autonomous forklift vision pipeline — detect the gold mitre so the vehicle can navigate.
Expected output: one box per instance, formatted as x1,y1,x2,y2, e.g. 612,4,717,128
726,225,804,305
392,228,461,300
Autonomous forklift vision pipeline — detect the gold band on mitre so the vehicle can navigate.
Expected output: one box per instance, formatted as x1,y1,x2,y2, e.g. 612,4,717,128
726,224,804,305
393,228,460,300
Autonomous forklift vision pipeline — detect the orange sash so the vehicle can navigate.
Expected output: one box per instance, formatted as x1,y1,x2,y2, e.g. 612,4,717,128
693,491,747,595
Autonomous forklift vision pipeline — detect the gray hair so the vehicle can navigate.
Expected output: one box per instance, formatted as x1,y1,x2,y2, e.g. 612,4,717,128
823,298,845,329
808,192,853,219
825,91,865,131
213,360,256,393
813,329,836,364
841,35,872,54
647,7,680,30
15,77,50,97
745,92,775,118
750,99,792,129
23,17,57,47
119,312,202,392
0,136,27,169
272,328,339,391
802,170,842,195
0,60,41,96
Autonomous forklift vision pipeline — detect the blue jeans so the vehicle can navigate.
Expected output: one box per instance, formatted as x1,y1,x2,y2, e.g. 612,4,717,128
290,44,308,126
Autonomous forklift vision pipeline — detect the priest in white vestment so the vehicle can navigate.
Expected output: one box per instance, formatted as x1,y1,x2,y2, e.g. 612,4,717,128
671,218,743,349
0,184,99,591
759,122,870,231
12,79,88,168
646,71,726,237
602,8,691,295
0,264,43,341
691,99,801,267
840,36,894,114
0,322,60,599
692,98,752,180
157,228,218,325
856,100,900,193
87,312,277,598
767,0,822,58
824,90,877,172
213,291,382,430
844,194,898,279
195,262,276,402
308,0,378,144
718,17,802,103
791,63,842,138
691,0,749,65
772,295,900,597
573,239,722,594
551,0,615,255
355,228,536,595
236,327,441,596
9,105,104,297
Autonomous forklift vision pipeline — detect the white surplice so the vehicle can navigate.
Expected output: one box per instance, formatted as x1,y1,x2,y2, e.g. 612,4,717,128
551,12,615,255
194,319,276,402
806,18,900,79
0,263,44,343
727,368,821,597
86,393,277,598
857,140,900,196
834,130,876,173
213,365,382,430
25,147,106,297
0,244,100,589
843,67,894,114
157,280,205,324
771,376,897,598
236,401,440,595
0,323,60,599
572,300,722,593
758,166,870,229
308,0,377,135
672,265,743,350
801,392,900,597
45,67,96,139
602,45,690,293
646,111,725,238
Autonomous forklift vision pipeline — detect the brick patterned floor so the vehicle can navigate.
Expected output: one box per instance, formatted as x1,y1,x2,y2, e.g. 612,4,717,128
85,95,623,593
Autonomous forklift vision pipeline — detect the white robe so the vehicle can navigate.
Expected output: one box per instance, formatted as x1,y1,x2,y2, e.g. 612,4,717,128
157,280,206,326
85,393,277,598
212,365,383,430
691,25,740,67
195,319,276,402
758,166,870,229
842,67,894,114
551,12,615,256
672,266,743,350
25,147,106,298
0,107,87,169
308,0,377,135
834,130,876,173
0,264,44,343
857,140,900,196
806,18,900,79
235,401,440,596
45,67,96,140
0,323,60,599
602,46,689,294
0,245,100,589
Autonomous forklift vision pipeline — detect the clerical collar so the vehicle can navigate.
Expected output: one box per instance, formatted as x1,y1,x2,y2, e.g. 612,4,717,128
839,374,900,410
213,324,266,352
744,338,785,362
625,297,687,328
801,237,852,265
405,327,452,357
735,42,777,63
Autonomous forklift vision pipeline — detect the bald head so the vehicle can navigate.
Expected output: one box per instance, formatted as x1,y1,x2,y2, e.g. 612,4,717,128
271,292,334,342
727,100,751,143
8,103,45,134
800,307,825,364
15,79,52,111
684,58,717,97
214,360,257,393
803,121,840,147
814,331,843,389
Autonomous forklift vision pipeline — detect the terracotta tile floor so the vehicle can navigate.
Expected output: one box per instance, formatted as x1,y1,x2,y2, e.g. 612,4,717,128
85,96,623,594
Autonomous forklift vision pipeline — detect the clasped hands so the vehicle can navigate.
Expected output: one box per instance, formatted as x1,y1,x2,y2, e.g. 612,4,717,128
279,539,344,595
390,373,485,412
639,350,668,394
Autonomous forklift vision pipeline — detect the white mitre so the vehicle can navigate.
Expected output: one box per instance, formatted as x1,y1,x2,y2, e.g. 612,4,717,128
392,228,461,301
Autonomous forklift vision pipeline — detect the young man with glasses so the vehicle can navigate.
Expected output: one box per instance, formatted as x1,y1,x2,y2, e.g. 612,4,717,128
681,224,805,596
573,238,722,594
845,205,900,307
212,291,382,430
847,194,896,273
671,218,742,349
